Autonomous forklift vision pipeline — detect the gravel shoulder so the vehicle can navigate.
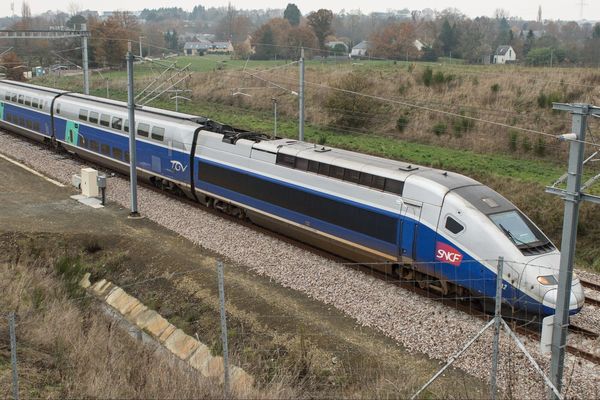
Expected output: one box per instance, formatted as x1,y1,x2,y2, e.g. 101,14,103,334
1,130,599,399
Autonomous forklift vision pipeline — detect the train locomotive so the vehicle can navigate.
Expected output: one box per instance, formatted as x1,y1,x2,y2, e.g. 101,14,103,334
0,79,585,316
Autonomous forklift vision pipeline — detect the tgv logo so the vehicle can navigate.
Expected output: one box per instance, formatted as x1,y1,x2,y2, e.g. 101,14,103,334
170,160,188,172
435,242,463,266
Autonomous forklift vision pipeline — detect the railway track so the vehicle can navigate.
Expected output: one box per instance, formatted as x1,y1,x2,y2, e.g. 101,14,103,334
581,279,600,307
3,130,600,366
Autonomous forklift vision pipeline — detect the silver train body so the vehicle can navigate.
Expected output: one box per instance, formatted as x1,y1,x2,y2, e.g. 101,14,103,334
0,79,585,315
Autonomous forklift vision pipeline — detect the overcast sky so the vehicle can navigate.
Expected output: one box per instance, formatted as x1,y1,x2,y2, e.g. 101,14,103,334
1,0,599,21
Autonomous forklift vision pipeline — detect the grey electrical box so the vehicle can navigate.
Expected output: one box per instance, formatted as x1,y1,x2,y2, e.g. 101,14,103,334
97,174,107,189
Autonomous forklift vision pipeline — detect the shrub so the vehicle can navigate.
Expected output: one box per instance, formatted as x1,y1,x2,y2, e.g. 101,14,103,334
317,134,327,145
522,137,532,153
490,83,500,93
537,91,563,108
433,71,446,85
509,131,518,152
396,115,409,132
534,137,546,156
422,67,433,87
324,71,384,128
407,63,415,73
432,123,447,136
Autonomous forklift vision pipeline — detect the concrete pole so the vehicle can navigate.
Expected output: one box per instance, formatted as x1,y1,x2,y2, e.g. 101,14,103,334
299,47,305,142
126,42,140,217
217,261,230,398
490,257,504,400
549,105,587,399
81,23,89,95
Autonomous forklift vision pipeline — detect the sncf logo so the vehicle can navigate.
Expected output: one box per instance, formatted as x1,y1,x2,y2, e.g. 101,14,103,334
435,242,463,266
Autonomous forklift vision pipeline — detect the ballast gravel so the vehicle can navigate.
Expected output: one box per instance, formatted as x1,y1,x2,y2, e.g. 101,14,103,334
1,131,599,399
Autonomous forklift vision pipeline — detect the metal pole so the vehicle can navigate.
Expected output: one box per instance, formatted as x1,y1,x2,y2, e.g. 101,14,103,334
272,97,277,139
490,256,504,400
217,261,230,398
175,93,179,112
81,23,89,95
105,78,109,98
299,47,305,142
9,312,19,400
549,106,588,398
139,36,143,58
126,42,139,217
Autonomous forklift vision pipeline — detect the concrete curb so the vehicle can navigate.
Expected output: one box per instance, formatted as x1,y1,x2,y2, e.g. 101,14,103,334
81,274,254,394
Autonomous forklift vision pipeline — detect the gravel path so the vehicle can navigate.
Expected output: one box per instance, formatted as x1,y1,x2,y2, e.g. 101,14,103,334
1,131,599,399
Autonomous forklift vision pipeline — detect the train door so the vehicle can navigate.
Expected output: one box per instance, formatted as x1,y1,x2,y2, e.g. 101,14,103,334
399,200,422,262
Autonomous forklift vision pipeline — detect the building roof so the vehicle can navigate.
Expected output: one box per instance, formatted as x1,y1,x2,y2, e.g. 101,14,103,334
212,41,231,49
184,41,211,50
352,41,369,50
495,45,512,56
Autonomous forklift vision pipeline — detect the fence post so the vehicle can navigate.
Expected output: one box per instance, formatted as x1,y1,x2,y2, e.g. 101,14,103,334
9,312,19,400
217,261,230,398
490,257,504,400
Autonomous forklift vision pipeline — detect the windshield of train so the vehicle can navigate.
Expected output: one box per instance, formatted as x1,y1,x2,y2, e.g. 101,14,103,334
489,210,547,247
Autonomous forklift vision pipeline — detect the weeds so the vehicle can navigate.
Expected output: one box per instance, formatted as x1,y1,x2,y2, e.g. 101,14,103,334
432,122,448,136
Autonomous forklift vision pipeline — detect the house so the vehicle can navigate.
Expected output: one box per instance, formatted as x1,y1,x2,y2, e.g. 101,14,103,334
326,41,349,53
413,39,427,51
493,45,517,64
350,41,369,58
207,41,233,54
184,40,212,55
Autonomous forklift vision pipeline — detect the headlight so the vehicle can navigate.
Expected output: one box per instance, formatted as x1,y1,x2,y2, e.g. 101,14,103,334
537,275,558,286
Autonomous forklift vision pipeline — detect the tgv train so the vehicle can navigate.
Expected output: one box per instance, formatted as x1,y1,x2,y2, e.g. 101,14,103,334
0,79,585,316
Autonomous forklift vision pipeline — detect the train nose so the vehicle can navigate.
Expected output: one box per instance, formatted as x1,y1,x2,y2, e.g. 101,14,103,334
542,278,585,312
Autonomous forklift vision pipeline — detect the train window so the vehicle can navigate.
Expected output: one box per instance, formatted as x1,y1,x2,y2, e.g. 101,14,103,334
19,117,25,126
56,103,61,114
124,151,130,163
39,102,43,110
318,163,330,175
329,165,345,180
359,173,373,187
79,109,88,121
100,114,110,127
137,123,149,137
25,97,31,106
33,121,40,131
344,169,361,184
307,160,319,173
295,158,309,171
100,144,110,156
384,179,404,195
112,148,123,160
276,153,296,168
445,216,465,234
26,120,32,129
4,92,10,101
90,140,99,152
18,95,24,104
89,112,99,124
151,126,165,141
124,119,129,133
32,98,38,108
78,134,87,148
111,117,123,130
11,93,17,102
371,176,385,191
